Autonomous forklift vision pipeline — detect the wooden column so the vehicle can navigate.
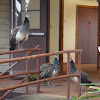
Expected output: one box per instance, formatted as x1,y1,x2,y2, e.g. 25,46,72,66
97,1,100,69
59,0,64,73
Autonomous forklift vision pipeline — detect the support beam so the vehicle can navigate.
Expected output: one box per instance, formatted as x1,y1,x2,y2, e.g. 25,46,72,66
97,1,100,68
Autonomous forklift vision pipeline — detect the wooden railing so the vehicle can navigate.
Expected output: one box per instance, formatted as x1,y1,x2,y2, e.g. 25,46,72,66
0,45,41,100
0,46,82,100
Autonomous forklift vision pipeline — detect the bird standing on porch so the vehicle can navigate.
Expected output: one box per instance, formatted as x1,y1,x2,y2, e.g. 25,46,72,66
29,55,61,85
70,57,93,90
10,15,30,50
40,55,60,85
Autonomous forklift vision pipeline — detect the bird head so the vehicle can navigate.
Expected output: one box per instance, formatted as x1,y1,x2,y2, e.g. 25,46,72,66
70,57,76,73
54,55,57,63
70,57,73,62
23,14,30,25
53,55,60,68
25,14,30,18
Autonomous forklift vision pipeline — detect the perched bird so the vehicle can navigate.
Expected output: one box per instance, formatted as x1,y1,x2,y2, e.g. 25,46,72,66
70,57,94,90
10,15,30,50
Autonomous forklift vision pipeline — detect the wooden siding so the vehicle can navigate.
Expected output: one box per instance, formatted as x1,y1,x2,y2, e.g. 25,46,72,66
0,0,10,72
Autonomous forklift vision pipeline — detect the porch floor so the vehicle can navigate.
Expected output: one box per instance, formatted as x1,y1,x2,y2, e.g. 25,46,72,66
0,64,100,100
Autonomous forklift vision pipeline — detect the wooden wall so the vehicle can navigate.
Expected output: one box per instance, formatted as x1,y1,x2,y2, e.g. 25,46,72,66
0,0,10,72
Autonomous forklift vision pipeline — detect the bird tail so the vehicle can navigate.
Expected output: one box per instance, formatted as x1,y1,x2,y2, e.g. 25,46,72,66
10,44,16,51
29,74,37,81
70,56,73,62
10,39,17,51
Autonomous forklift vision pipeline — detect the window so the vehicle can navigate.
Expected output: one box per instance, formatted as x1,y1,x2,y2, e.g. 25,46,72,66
22,0,40,29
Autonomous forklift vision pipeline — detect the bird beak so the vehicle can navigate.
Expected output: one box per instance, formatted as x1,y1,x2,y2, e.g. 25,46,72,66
55,55,57,58
24,13,30,18
70,57,73,62
25,14,30,18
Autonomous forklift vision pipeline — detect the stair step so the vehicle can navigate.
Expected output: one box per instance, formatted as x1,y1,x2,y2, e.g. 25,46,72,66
6,94,66,100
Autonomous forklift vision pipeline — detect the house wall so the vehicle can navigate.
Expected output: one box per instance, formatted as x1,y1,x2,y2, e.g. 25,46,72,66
0,0,10,72
49,0,60,64
63,0,98,62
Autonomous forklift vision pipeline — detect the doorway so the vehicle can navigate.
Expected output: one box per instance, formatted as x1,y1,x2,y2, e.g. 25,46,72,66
76,5,98,64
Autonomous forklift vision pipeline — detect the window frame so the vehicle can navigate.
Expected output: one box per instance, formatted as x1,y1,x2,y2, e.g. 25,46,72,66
21,0,44,33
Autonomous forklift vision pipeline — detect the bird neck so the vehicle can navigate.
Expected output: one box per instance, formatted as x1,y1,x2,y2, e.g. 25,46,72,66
54,58,57,65
70,61,76,74
23,17,30,27
53,58,60,69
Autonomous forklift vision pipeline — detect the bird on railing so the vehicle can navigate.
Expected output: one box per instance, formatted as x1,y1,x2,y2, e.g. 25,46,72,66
10,14,30,50
70,57,93,91
29,55,61,85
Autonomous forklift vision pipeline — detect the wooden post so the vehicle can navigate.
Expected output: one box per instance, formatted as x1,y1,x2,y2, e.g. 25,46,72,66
78,52,81,97
67,53,70,99
37,50,40,93
97,0,100,69
26,52,29,94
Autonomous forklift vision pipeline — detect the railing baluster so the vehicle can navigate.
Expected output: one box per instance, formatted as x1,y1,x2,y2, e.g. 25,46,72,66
78,52,81,97
26,52,29,94
37,50,40,93
67,53,70,99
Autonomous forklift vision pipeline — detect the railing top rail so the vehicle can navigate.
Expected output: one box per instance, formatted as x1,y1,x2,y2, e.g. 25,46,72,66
0,49,82,64
0,45,41,55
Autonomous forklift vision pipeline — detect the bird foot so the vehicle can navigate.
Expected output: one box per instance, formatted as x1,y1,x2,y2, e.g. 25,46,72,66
18,48,24,51
74,85,78,92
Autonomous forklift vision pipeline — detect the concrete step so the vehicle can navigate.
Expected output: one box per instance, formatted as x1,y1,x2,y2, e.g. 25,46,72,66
6,94,67,100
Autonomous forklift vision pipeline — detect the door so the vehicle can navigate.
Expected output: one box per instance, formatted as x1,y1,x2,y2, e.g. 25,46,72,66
77,6,98,64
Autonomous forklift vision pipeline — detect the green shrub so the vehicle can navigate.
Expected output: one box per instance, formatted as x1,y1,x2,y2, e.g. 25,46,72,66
70,83,100,100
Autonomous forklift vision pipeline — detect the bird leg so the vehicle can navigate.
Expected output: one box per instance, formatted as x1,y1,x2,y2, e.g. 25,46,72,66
20,42,23,50
46,81,55,87
46,81,50,85
18,42,21,50
74,85,78,92
18,42,24,50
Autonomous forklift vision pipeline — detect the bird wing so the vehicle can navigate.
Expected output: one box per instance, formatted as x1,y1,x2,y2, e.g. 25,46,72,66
12,26,22,34
74,70,92,83
10,26,22,40
40,66,54,79
40,63,53,73
81,71,92,83
10,26,22,50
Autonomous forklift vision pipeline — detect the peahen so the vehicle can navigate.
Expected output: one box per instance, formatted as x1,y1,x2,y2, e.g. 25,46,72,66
40,63,53,73
70,57,94,90
29,55,61,85
10,15,30,50
40,55,60,79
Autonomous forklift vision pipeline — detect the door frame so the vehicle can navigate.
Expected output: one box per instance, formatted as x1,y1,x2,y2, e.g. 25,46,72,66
59,0,64,72
47,0,64,72
75,5,98,63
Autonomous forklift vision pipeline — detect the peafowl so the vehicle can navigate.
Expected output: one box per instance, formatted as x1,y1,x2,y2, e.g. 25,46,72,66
10,15,30,50
29,55,61,85
70,57,94,91
40,63,53,73
40,55,60,79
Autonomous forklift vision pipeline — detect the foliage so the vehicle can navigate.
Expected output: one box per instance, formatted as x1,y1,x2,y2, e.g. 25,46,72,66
70,83,100,100
29,74,37,81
